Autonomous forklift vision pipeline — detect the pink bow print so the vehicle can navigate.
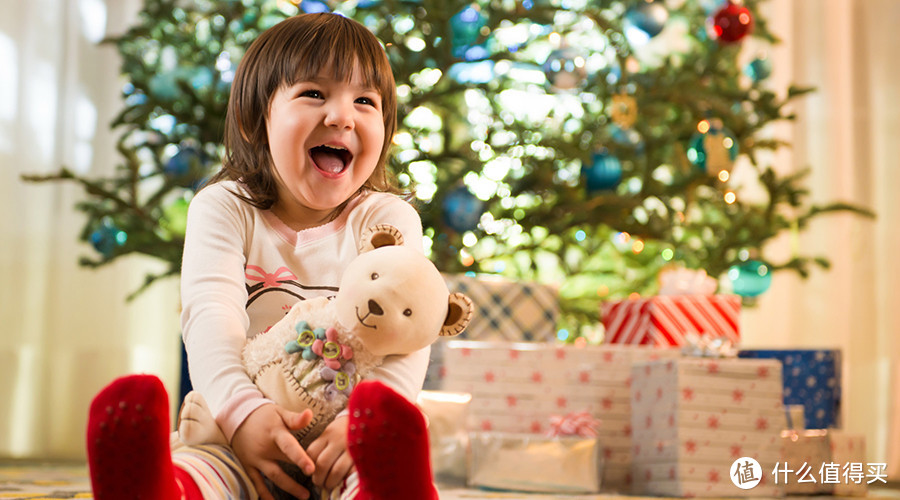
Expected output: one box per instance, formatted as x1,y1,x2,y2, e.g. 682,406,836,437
245,265,297,288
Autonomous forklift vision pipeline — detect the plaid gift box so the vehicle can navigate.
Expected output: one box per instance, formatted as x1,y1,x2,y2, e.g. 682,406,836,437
630,358,786,497
425,275,560,389
601,295,740,347
442,274,559,341
738,349,842,429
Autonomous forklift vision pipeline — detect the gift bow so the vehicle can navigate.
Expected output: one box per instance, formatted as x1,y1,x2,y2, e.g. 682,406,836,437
681,331,737,358
658,267,717,296
546,411,600,438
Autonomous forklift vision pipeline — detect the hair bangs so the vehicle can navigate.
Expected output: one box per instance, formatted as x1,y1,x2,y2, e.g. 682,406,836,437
282,15,393,100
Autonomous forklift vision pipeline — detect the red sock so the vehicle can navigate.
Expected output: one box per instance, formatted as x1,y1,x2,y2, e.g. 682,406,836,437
87,374,201,500
347,381,439,500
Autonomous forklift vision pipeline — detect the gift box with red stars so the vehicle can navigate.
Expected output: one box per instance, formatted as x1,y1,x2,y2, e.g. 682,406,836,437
440,340,679,491
629,357,786,497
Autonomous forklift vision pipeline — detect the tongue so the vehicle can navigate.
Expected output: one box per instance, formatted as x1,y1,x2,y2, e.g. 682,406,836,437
311,149,346,174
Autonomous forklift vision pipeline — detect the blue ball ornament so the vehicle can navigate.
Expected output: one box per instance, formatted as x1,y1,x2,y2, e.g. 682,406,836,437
728,260,772,297
450,5,487,50
90,219,128,258
686,121,739,173
624,0,669,38
745,57,772,82
300,0,330,13
442,186,484,233
165,146,206,188
582,149,623,193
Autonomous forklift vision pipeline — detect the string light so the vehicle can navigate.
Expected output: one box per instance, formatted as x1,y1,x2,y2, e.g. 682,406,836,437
632,240,644,253
697,119,710,134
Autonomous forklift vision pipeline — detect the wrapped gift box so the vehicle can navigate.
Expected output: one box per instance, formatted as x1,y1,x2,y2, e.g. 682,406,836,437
416,390,471,484
780,429,867,496
467,432,601,493
425,274,560,389
601,295,740,347
738,349,842,429
440,340,679,491
442,274,560,341
630,358,786,497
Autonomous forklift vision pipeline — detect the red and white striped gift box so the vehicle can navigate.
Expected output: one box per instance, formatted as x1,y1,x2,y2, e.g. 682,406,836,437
601,295,741,347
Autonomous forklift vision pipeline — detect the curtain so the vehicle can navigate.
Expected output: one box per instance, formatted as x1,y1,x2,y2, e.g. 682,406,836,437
1,0,897,465
0,0,180,459
745,0,900,473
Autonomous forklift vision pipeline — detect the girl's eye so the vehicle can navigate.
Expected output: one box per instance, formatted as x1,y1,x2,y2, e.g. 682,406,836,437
355,96,377,107
403,309,412,317
300,89,323,99
370,272,379,280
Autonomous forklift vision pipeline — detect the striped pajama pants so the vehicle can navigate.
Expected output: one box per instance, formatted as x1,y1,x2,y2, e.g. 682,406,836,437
170,434,359,499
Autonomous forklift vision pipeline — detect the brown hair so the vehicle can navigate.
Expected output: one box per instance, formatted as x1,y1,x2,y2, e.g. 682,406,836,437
209,13,400,208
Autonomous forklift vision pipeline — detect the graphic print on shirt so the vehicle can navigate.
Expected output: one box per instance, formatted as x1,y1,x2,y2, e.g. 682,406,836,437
245,265,338,334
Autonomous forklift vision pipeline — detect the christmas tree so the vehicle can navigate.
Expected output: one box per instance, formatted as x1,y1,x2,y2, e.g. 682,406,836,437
23,0,870,336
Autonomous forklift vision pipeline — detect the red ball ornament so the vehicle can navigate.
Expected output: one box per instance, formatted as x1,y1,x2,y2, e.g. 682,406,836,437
713,2,753,43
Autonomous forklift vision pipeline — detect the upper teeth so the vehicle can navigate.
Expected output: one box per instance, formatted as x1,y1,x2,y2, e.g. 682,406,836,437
322,145,347,151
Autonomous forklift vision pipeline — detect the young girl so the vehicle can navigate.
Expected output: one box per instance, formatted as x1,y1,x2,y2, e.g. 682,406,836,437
87,13,438,500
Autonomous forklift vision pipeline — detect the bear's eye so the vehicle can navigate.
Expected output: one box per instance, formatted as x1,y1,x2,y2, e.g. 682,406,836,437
370,272,379,280
403,308,412,317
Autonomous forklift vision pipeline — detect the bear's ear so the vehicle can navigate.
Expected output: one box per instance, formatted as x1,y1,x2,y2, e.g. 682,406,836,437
440,292,474,337
358,224,405,253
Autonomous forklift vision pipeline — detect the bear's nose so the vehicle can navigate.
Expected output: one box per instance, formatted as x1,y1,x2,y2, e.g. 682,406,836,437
368,299,384,316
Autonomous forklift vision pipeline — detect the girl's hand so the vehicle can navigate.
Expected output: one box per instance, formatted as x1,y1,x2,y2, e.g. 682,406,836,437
231,404,315,500
306,415,355,490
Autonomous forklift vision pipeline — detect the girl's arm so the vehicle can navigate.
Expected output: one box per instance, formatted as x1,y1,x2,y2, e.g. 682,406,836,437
180,185,271,440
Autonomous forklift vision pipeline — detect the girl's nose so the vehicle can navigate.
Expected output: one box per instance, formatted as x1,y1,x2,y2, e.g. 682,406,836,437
323,100,354,130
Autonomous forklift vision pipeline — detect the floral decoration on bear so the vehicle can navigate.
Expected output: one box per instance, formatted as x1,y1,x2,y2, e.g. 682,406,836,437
320,361,357,400
284,321,326,361
312,327,354,370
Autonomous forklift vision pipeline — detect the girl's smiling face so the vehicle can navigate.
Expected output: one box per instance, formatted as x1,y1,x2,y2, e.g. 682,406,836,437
266,65,385,230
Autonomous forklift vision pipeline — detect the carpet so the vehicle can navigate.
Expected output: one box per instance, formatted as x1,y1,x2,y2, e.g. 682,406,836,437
3,462,900,500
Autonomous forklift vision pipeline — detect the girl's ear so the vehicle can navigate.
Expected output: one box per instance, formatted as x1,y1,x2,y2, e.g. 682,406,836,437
440,292,474,337
358,224,404,253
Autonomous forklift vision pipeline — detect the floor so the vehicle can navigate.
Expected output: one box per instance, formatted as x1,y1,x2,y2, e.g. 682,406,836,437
2,461,900,500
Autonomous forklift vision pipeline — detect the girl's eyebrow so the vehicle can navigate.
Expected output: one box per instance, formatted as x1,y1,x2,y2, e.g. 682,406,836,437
295,77,380,95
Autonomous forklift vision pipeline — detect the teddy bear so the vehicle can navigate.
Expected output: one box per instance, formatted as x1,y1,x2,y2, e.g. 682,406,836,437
177,223,474,450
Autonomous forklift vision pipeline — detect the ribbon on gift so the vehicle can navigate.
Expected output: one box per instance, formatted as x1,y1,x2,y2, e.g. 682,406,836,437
658,267,717,296
245,265,297,288
681,331,738,358
546,411,600,438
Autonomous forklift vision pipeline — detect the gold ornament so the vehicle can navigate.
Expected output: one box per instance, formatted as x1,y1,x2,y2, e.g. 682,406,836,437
610,93,638,129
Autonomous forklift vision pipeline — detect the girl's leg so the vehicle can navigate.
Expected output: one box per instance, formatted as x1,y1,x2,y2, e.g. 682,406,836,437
345,380,439,500
87,374,197,499
88,375,255,499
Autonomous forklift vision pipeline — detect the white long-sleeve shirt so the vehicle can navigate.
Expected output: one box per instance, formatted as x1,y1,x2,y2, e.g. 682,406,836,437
180,180,429,440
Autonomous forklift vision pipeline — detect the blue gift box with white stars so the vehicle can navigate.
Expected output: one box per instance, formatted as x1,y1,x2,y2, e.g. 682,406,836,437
737,349,841,429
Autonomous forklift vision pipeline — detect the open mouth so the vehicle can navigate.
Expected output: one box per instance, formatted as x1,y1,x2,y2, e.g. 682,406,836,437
310,144,352,176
